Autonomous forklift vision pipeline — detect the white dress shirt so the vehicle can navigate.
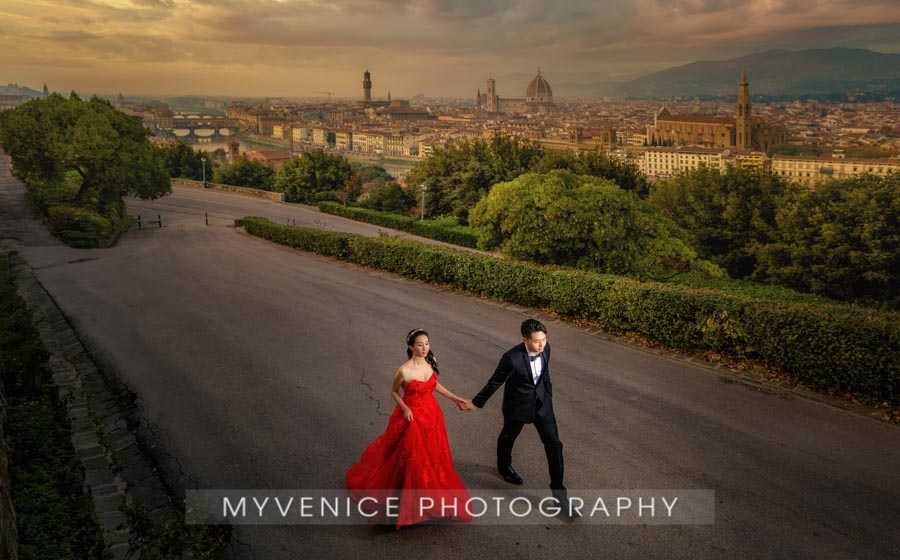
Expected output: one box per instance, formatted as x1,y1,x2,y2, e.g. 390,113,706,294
528,354,543,384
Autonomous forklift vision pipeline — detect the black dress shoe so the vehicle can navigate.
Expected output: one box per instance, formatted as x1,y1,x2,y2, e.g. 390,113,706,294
498,466,523,485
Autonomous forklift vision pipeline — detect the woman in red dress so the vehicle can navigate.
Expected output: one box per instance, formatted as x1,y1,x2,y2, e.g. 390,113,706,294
346,328,472,528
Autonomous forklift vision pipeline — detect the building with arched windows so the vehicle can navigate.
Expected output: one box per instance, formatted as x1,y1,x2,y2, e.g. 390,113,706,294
646,71,786,152
477,69,556,115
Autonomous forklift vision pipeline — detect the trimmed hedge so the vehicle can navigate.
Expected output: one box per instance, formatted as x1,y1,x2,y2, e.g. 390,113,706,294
317,202,480,248
667,272,839,306
241,217,900,406
47,206,118,249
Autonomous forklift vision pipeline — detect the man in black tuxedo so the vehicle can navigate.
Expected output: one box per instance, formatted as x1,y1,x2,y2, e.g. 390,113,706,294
463,319,577,516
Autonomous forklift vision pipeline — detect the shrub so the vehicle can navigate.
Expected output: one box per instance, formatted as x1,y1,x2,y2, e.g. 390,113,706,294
318,202,479,248
47,206,116,248
470,170,718,280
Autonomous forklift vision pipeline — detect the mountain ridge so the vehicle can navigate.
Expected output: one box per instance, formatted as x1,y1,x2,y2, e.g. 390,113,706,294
595,48,900,98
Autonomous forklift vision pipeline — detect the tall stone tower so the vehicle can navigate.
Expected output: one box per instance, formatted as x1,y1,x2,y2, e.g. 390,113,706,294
486,78,497,112
736,70,751,150
227,140,240,163
363,69,372,101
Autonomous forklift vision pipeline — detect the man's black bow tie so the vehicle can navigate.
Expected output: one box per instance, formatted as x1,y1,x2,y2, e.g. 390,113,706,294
529,354,542,361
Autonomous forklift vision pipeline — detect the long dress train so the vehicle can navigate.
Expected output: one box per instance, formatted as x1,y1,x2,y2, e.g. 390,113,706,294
346,374,472,528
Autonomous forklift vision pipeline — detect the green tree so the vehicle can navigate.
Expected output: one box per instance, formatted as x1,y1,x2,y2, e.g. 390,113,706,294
158,142,207,180
356,164,394,184
532,148,650,196
273,150,354,203
0,94,67,185
648,165,793,278
407,135,654,222
469,170,720,280
0,93,170,206
336,172,363,206
358,182,415,213
407,134,545,221
752,173,900,308
212,157,275,191
208,147,228,165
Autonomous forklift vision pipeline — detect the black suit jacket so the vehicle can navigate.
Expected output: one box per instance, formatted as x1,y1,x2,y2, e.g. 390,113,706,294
473,342,554,424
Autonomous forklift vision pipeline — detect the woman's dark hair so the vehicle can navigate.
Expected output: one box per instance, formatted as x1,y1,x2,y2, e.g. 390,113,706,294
406,328,439,374
521,318,547,338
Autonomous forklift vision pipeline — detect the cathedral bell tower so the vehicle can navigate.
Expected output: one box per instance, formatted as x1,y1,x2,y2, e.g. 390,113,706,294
736,70,751,150
486,78,497,113
227,140,240,163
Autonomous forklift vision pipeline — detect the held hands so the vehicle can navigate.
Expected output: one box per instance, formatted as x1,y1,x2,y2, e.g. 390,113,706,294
454,398,476,413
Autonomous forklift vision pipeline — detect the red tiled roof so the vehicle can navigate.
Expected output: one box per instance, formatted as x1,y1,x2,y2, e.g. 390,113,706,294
248,149,291,161
657,115,735,125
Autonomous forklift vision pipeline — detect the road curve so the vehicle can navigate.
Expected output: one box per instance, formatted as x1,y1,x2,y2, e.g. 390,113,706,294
6,179,900,559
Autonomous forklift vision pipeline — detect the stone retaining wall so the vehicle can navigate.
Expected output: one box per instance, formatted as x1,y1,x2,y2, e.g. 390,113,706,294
14,259,176,560
173,178,285,202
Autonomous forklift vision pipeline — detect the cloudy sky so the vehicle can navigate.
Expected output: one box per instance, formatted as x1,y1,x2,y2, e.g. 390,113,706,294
2,0,899,99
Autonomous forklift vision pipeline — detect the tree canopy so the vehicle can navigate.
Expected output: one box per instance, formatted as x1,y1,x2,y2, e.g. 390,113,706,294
356,164,394,184
752,173,899,308
273,149,354,204
407,134,543,221
209,150,368,204
469,170,720,280
0,93,170,205
358,182,415,213
648,165,794,278
158,141,209,181
408,135,649,222
648,166,899,308
212,157,275,191
531,148,650,196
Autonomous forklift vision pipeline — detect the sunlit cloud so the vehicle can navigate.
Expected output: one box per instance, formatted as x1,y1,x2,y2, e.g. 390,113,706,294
1,0,897,97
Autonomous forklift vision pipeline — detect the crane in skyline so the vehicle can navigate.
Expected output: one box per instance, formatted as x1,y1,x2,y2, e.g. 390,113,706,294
312,91,335,101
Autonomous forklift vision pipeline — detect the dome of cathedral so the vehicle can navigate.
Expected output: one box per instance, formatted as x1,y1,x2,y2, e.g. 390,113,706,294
525,69,552,102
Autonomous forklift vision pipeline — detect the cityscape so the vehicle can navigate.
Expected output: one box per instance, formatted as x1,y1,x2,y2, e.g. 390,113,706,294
5,59,898,190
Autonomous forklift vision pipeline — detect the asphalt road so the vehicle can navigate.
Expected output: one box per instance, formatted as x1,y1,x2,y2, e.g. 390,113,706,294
126,184,481,250
7,181,900,559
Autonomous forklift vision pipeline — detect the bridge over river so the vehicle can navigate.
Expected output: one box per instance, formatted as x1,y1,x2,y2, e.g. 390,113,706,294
169,115,239,140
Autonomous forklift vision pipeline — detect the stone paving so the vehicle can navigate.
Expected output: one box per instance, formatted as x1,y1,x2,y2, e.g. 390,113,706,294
0,154,58,250
1,149,177,559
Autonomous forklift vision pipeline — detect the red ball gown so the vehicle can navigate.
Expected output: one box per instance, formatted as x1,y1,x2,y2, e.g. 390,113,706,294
346,373,472,528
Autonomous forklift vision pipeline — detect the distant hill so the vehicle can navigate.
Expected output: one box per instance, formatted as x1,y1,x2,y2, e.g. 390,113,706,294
0,83,44,98
601,48,900,98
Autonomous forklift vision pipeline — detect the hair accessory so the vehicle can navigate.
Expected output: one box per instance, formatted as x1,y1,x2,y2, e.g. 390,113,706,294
406,328,426,340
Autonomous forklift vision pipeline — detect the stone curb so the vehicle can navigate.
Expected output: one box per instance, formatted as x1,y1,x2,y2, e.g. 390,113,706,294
12,257,178,559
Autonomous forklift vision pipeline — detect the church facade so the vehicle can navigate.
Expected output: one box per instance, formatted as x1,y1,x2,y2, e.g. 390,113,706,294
646,71,786,152
477,69,556,115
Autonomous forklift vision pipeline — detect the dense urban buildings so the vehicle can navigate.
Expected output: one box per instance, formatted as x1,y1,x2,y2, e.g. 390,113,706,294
4,69,897,188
